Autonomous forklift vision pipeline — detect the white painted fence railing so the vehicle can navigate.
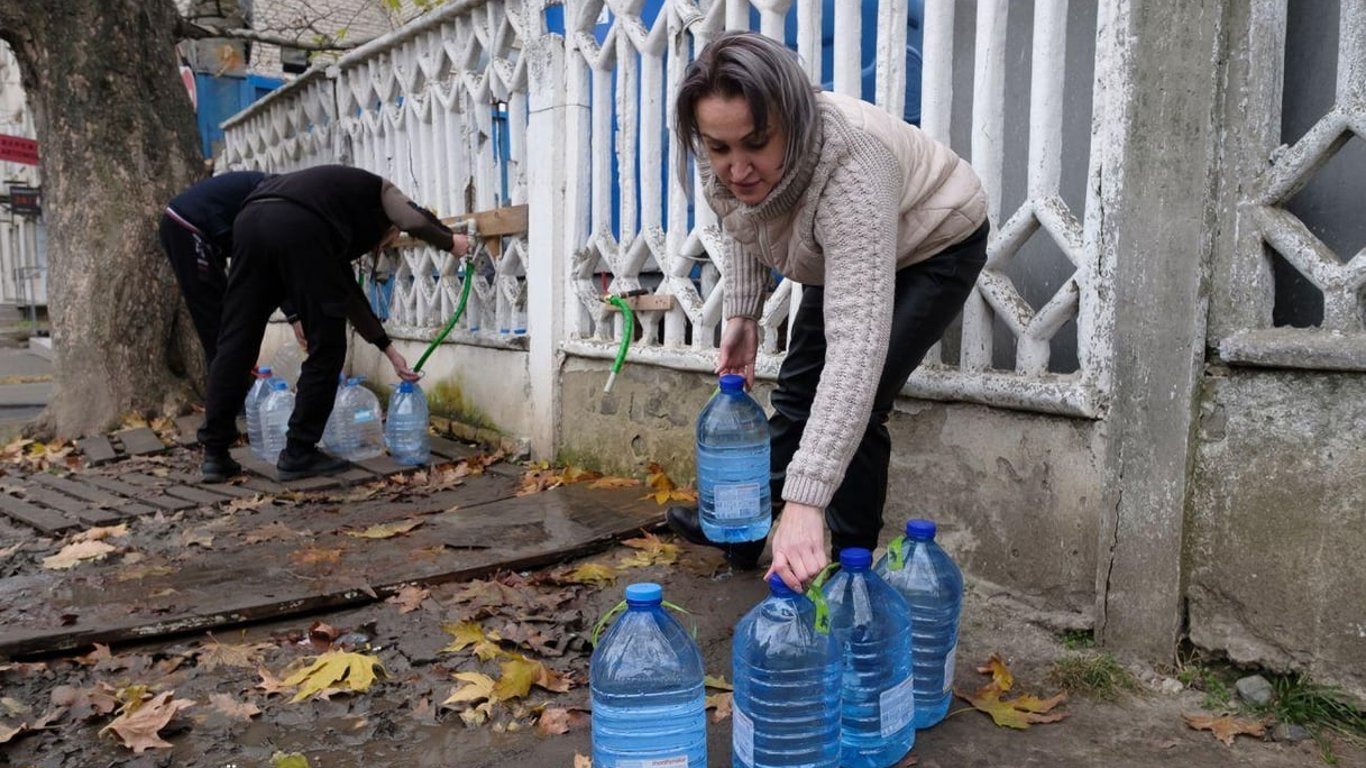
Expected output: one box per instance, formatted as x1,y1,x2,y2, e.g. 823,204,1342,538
220,0,1123,426
1218,0,1366,370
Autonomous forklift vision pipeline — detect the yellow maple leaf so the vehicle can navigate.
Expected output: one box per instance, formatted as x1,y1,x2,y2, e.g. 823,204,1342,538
617,532,681,568
281,650,386,703
587,476,641,489
977,652,1014,692
493,656,540,701
706,691,733,722
1182,712,1267,746
43,540,116,570
563,562,618,586
442,671,497,707
343,519,423,539
440,621,506,661
956,682,1067,729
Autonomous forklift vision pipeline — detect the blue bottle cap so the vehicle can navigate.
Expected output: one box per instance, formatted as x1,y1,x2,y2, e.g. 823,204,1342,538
258,366,272,376
397,381,415,394
624,582,663,605
839,547,872,570
346,377,361,386
767,574,800,597
906,519,937,541
271,379,288,390
718,374,745,393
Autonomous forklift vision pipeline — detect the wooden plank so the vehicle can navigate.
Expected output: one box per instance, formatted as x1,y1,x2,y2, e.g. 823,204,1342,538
0,492,80,534
15,485,123,526
603,294,676,312
164,471,257,499
353,454,412,477
82,476,195,512
428,436,477,463
114,428,166,456
74,436,118,466
26,474,157,517
173,415,201,446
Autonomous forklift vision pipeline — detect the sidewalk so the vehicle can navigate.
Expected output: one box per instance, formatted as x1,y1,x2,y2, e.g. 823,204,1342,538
0,344,52,440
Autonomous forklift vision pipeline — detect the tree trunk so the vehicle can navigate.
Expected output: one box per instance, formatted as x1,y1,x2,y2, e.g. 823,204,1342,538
0,1,204,438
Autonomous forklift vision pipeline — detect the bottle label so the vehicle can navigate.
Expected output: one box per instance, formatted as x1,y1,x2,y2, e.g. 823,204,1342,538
879,675,916,737
732,704,754,767
943,642,958,694
354,410,376,423
714,482,760,520
616,757,689,768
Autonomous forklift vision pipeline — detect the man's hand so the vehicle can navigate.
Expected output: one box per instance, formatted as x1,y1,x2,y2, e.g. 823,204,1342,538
717,317,759,388
384,345,422,382
451,234,472,258
290,320,308,352
765,501,828,591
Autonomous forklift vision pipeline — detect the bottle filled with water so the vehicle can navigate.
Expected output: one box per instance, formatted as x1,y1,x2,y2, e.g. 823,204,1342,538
732,574,842,768
320,374,348,456
696,373,771,543
591,583,707,768
258,379,294,465
271,336,305,388
385,380,430,465
244,366,275,461
875,519,964,729
334,376,384,461
823,548,916,768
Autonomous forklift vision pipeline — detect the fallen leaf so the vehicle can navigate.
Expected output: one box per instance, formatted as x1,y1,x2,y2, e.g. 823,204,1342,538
442,672,497,707
178,529,215,549
227,494,275,513
195,634,272,671
290,546,345,566
977,652,1013,692
0,722,24,744
98,690,194,753
308,622,340,648
459,700,494,726
641,462,698,505
50,684,119,719
256,667,292,697
243,522,307,544
617,532,681,568
587,476,640,489
1,697,30,717
536,706,589,735
706,691,733,722
704,675,734,691
561,562,618,586
43,540,116,570
115,563,177,582
956,682,1067,729
493,656,541,701
1182,712,1267,746
441,621,506,661
281,650,386,703
74,524,129,542
574,754,592,768
387,584,430,613
74,644,114,667
344,519,423,539
0,541,21,559
271,752,311,768
208,692,261,721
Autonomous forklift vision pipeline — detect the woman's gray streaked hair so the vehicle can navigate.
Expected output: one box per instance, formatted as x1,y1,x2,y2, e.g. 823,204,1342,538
674,31,818,188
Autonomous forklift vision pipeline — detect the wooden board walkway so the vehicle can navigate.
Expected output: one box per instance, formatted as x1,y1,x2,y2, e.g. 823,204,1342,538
0,476,664,656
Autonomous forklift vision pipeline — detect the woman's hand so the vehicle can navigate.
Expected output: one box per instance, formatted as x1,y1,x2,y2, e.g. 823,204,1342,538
451,234,471,258
766,501,828,591
384,345,422,382
290,320,308,352
717,317,759,388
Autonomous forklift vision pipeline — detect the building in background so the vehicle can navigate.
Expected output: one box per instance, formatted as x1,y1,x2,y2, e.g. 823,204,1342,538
0,42,45,313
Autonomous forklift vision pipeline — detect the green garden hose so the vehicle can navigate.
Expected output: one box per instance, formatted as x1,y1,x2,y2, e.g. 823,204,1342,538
603,295,635,393
413,257,474,374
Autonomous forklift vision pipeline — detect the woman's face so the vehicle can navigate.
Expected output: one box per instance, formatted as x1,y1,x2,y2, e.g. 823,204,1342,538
694,94,788,205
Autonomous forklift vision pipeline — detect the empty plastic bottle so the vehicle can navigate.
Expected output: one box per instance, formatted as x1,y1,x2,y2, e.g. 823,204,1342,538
875,519,964,729
258,379,294,465
334,377,384,461
385,380,430,465
320,374,348,455
244,366,275,461
696,373,771,543
271,336,305,387
591,583,706,768
732,574,842,768
823,548,916,768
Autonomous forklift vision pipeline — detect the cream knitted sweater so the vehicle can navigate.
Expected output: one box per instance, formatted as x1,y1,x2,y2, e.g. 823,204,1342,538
703,91,986,509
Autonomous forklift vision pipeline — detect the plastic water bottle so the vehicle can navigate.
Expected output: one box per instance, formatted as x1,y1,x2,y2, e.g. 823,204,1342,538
335,376,384,461
320,374,348,455
696,373,771,543
271,336,305,387
244,366,274,461
385,380,430,465
258,380,294,465
875,519,964,729
823,548,916,768
732,574,842,768
591,583,706,768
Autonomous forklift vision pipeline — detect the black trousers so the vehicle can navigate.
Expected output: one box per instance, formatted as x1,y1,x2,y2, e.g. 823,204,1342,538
160,215,227,365
198,202,351,459
769,222,989,552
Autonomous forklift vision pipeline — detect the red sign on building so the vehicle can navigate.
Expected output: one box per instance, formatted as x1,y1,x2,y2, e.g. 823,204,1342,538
0,134,39,166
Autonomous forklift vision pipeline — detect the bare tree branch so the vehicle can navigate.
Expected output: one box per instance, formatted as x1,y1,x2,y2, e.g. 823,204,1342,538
175,17,371,52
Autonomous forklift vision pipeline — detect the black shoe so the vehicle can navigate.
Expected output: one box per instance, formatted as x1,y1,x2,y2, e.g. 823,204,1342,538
665,505,766,571
276,449,349,481
201,451,242,484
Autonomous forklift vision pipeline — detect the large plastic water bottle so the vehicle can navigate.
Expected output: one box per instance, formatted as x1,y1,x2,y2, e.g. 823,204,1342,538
591,583,706,768
258,380,294,465
320,374,347,455
697,373,771,543
334,377,385,461
875,519,964,729
244,366,275,461
732,574,842,768
823,548,916,768
384,380,430,465
271,336,305,387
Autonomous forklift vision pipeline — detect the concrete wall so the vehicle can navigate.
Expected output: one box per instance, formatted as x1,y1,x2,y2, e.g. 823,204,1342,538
1188,369,1366,701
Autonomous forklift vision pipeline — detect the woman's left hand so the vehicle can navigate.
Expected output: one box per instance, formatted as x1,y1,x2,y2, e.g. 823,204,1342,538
765,501,828,591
